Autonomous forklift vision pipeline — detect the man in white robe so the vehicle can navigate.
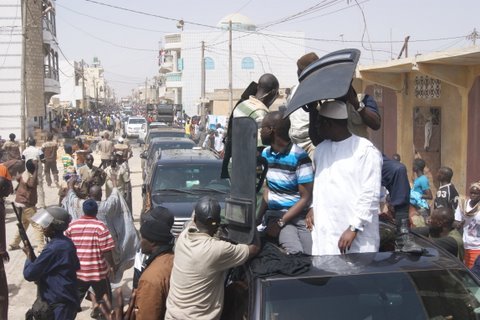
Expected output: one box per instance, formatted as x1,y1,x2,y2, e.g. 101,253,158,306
308,100,382,255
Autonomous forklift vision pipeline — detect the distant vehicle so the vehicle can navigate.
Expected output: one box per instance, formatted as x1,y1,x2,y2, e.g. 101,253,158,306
125,116,147,138
141,149,229,235
138,127,186,147
148,122,168,130
140,137,195,180
157,104,175,124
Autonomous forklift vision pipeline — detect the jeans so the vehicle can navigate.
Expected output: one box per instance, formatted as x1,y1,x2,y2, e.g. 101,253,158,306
279,216,312,255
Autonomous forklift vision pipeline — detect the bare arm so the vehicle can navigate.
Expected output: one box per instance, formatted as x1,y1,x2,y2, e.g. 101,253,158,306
282,182,312,223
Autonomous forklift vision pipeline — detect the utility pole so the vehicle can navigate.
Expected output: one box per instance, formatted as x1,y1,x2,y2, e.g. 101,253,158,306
397,36,410,59
467,28,479,45
145,77,148,104
81,59,86,109
20,0,27,144
200,40,206,123
228,20,233,114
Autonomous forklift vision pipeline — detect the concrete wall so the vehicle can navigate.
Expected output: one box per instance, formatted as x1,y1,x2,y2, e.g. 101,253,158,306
467,75,480,190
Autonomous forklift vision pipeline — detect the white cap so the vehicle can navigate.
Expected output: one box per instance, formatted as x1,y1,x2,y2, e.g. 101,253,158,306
318,100,348,119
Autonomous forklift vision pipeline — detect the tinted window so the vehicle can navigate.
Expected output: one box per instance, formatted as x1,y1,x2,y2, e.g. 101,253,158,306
153,164,229,192
129,118,146,124
149,141,194,157
147,131,185,143
263,269,480,320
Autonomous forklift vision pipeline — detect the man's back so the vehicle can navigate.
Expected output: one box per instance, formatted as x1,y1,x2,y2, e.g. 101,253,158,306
42,141,58,162
3,140,21,160
165,225,249,320
97,139,113,159
65,216,114,282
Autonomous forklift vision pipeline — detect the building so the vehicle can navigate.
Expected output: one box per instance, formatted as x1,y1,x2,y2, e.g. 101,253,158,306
82,57,114,109
158,13,305,116
356,46,480,194
0,0,60,141
55,59,84,109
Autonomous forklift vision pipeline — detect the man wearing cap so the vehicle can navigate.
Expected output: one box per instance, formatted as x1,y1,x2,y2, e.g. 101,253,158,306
65,199,116,311
23,206,80,320
134,212,175,319
166,196,260,320
0,167,13,319
113,137,132,162
307,100,382,255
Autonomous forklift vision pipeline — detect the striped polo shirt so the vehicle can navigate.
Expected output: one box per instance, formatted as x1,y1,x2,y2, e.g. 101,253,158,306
65,216,115,282
262,143,314,210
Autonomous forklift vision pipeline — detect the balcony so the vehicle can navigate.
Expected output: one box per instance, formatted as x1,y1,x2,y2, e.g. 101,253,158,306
44,65,60,96
165,72,182,88
164,33,181,50
42,18,56,47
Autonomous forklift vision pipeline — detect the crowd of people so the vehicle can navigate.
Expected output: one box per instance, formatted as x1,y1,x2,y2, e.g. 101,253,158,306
0,50,478,320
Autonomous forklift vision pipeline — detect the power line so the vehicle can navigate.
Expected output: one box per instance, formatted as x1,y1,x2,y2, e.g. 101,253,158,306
58,16,157,52
56,3,170,33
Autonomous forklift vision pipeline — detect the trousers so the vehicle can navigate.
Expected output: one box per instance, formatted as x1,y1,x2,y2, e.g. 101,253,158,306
10,207,45,253
44,160,59,186
279,216,312,255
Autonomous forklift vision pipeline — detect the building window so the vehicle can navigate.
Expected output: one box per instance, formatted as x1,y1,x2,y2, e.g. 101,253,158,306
241,57,254,70
204,57,215,70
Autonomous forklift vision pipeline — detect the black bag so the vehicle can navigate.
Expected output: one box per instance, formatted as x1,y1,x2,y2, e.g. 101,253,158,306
25,296,54,320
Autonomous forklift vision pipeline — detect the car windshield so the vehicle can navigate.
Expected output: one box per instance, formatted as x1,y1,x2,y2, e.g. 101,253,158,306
263,269,480,320
153,164,229,193
149,141,194,156
129,118,146,124
147,131,185,143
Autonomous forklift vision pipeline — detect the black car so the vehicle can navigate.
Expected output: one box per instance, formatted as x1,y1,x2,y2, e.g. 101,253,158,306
140,137,196,180
142,149,229,235
138,127,186,147
220,223,480,320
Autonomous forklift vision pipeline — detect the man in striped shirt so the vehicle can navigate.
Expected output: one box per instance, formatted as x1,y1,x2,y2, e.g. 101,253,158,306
258,111,314,254
65,199,115,308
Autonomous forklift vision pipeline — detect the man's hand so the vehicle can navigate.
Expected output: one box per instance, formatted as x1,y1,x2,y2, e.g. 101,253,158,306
22,244,33,261
345,84,360,110
305,209,314,231
0,251,9,263
338,228,357,254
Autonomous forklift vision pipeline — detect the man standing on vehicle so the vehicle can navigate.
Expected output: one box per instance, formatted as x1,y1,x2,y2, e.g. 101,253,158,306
307,101,382,255
165,196,260,320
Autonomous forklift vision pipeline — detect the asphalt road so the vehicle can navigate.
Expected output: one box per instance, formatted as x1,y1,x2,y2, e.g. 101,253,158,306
5,142,144,319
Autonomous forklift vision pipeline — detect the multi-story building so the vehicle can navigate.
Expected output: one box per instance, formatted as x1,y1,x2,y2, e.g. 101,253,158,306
56,59,85,109
83,57,114,108
0,0,60,140
158,13,305,116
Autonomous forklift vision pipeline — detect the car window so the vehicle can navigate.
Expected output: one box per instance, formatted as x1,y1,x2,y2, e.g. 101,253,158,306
149,142,194,157
146,131,186,144
129,118,146,124
262,269,480,320
153,164,229,192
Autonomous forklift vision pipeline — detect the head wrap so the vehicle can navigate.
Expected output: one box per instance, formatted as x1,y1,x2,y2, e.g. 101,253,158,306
83,199,98,216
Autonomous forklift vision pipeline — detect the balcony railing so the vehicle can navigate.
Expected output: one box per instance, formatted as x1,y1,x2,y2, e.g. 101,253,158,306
44,65,59,81
166,72,182,82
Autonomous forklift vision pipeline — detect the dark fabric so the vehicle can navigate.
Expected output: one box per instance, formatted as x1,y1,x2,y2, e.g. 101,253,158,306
83,198,98,215
412,227,459,258
382,155,411,209
23,234,80,307
434,184,460,211
249,242,311,278
144,245,174,269
77,278,112,304
52,303,78,320
472,255,480,279
140,220,174,244
0,259,7,320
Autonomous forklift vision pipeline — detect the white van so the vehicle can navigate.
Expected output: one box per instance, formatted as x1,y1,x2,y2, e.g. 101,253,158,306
125,116,147,138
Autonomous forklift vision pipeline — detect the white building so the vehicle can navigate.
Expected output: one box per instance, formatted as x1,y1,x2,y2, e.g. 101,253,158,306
0,0,60,140
159,13,306,116
56,60,84,109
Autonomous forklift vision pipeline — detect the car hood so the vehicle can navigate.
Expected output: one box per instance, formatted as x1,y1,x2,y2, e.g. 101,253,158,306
151,193,227,218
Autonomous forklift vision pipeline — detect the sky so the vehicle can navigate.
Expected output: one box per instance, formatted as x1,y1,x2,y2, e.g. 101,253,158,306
55,0,479,98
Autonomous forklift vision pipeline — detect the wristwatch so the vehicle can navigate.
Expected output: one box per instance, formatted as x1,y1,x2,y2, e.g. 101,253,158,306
277,219,285,228
356,101,366,112
349,225,359,233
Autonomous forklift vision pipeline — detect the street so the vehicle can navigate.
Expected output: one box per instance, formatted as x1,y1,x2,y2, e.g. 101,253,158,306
5,142,144,319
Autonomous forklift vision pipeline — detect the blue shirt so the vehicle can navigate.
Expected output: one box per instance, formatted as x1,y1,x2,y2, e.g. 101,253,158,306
262,143,313,210
413,175,430,195
23,233,80,306
381,155,410,209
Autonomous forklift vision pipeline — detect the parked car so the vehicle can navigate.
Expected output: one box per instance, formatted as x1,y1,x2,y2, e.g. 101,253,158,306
125,116,147,138
220,223,480,320
141,149,229,235
140,137,195,180
138,127,186,147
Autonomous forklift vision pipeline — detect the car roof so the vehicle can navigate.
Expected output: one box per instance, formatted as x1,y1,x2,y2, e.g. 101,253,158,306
148,127,184,133
156,149,221,164
259,225,466,281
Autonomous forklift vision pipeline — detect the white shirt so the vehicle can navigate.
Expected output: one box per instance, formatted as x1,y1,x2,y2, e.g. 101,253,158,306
455,199,480,249
22,146,43,162
214,135,224,153
311,134,382,255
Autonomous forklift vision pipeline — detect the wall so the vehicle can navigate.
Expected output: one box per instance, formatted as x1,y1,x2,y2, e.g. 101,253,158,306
467,76,480,190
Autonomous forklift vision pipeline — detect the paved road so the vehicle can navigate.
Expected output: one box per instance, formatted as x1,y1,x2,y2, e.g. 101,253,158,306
5,143,144,319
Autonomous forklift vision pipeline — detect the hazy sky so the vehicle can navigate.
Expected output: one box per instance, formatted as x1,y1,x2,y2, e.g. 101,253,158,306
55,0,478,97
